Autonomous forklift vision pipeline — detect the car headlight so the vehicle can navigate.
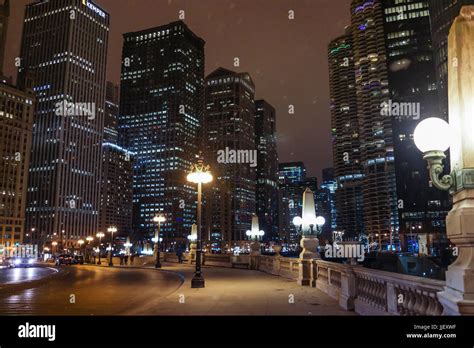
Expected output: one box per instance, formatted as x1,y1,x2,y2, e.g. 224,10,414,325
28,259,35,264
14,259,21,265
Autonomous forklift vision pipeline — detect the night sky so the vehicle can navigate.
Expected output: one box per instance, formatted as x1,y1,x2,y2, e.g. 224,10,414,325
4,0,352,180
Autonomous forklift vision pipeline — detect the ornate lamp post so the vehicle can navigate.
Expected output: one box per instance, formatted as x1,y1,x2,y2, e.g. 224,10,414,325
292,188,325,286
107,226,117,267
78,239,84,258
413,6,474,315
85,236,93,263
96,232,105,265
153,215,166,268
187,161,213,288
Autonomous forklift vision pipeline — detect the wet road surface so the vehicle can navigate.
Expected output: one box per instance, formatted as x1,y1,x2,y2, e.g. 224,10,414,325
0,267,57,285
0,265,183,315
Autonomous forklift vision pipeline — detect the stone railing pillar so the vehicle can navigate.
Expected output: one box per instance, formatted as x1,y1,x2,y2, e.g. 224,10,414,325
249,241,261,270
298,236,320,286
339,267,356,311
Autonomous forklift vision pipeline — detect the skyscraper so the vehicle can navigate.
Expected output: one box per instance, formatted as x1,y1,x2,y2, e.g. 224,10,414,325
19,0,109,248
255,99,279,241
104,81,119,143
429,0,474,119
0,82,34,247
99,142,133,237
278,162,307,245
204,67,256,243
99,82,133,238
119,21,205,246
328,29,364,239
317,168,337,237
382,0,451,251
278,162,306,184
350,0,399,245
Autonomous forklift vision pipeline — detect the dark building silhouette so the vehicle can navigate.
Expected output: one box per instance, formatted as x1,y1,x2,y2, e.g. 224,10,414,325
328,29,364,239
255,99,279,242
204,67,256,244
382,0,451,252
119,21,205,247
428,0,474,119
19,0,109,249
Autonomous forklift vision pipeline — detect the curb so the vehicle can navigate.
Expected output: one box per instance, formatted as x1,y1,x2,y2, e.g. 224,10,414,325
83,263,187,283
0,265,71,294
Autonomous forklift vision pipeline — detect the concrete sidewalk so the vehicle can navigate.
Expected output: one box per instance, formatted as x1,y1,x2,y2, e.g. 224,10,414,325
122,263,357,316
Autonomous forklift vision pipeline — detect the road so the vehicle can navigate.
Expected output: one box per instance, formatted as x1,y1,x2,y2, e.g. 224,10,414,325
0,265,183,315
0,267,57,285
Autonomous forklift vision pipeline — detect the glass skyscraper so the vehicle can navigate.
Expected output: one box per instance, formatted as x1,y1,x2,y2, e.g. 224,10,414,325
119,21,205,247
19,0,109,249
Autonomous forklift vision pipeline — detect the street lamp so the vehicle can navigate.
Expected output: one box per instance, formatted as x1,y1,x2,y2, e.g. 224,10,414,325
292,188,325,286
412,6,474,315
85,236,94,263
153,215,166,268
78,239,84,257
107,226,117,266
414,117,454,191
52,241,58,255
96,232,105,265
187,161,213,288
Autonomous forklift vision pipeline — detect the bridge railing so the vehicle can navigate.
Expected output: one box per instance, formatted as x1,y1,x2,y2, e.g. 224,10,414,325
256,256,445,316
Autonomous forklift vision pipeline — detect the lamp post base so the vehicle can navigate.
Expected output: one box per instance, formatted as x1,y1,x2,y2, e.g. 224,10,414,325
191,275,205,288
155,262,162,268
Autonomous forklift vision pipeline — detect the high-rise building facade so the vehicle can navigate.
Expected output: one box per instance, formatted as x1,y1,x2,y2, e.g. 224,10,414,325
328,29,365,239
99,82,133,238
0,82,34,247
428,0,474,119
255,100,279,241
278,162,307,246
317,168,337,237
204,67,256,243
278,162,306,184
119,21,205,246
350,0,399,245
104,82,119,143
99,142,133,237
19,0,109,248
382,0,451,252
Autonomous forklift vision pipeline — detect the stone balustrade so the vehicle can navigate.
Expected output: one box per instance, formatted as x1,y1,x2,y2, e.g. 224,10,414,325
256,257,445,316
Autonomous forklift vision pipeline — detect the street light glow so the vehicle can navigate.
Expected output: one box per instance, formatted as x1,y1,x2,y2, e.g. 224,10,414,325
187,171,213,184
293,216,303,226
414,117,452,153
153,215,166,223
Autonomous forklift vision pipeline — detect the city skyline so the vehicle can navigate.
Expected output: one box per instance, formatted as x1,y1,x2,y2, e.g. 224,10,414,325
2,0,474,329
2,0,353,181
